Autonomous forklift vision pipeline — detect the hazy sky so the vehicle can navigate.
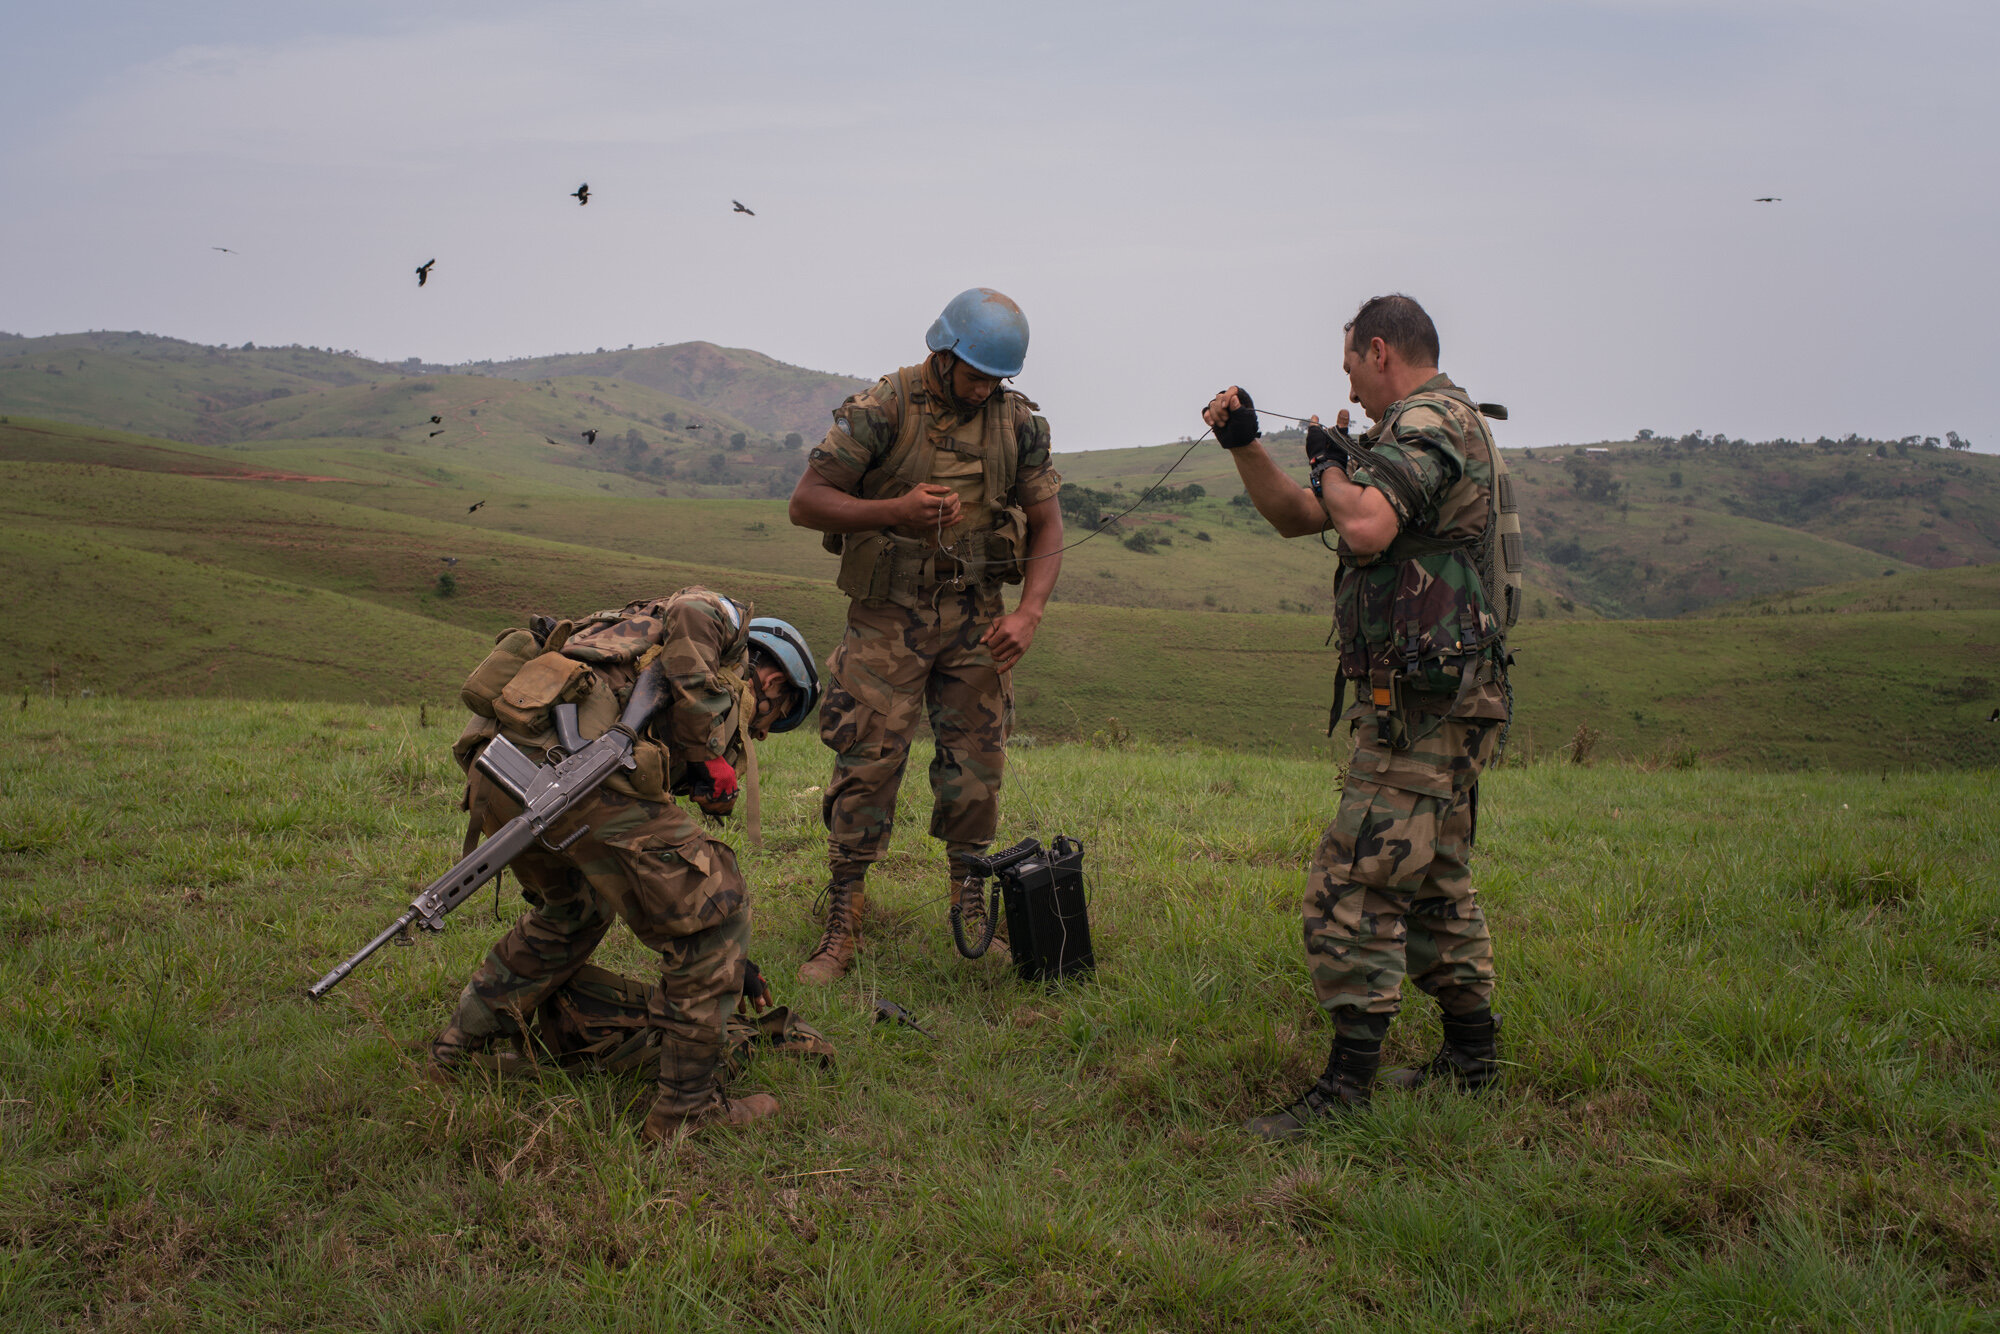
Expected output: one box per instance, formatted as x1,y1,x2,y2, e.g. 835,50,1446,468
4,1,1995,452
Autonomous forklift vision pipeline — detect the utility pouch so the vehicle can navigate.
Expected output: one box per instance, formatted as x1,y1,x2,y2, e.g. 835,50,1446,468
961,836,1095,983
493,652,593,735
834,530,896,602
460,628,540,719
604,738,669,802
986,506,1029,586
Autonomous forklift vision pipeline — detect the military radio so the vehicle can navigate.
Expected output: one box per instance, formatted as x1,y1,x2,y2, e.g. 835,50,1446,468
951,835,1095,983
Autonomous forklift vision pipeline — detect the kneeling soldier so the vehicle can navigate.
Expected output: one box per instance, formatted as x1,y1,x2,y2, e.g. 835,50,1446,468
429,588,820,1142
1205,295,1513,1139
787,288,1065,983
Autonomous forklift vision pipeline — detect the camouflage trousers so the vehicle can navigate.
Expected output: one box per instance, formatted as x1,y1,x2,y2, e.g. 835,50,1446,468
819,588,1012,877
449,768,750,1115
1304,710,1500,1037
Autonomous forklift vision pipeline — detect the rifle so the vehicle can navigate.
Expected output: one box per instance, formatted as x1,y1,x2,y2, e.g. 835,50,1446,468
306,661,668,999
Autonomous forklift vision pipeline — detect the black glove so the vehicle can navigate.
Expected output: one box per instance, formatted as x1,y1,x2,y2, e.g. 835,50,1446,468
742,959,771,1008
1304,420,1351,472
1214,389,1260,450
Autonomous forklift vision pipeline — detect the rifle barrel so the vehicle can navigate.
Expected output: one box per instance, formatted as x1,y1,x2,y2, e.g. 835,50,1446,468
307,906,420,999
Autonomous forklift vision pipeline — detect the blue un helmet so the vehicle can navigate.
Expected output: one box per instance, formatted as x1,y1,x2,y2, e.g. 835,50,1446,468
924,288,1030,379
745,617,821,733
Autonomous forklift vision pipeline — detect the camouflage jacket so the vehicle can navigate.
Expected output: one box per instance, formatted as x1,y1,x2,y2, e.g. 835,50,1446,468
1335,373,1507,721
561,587,754,765
807,358,1062,531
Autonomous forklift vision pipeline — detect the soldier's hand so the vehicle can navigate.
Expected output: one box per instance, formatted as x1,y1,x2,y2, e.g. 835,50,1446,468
895,483,962,529
700,757,738,799
983,609,1041,673
1204,386,1259,448
741,959,772,1012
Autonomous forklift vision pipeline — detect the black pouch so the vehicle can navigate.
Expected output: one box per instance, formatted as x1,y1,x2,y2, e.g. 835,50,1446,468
963,836,1095,983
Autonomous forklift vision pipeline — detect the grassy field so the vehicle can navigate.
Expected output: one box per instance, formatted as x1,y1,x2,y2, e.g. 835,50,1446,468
6,450,1999,767
1,700,1995,1329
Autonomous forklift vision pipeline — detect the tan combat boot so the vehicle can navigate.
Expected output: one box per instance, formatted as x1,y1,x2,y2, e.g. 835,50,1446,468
641,1091,780,1144
797,880,865,984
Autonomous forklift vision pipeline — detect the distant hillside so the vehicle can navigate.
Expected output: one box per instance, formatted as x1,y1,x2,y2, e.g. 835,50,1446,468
0,332,833,499
476,342,869,440
8,329,1998,620
1059,429,2000,619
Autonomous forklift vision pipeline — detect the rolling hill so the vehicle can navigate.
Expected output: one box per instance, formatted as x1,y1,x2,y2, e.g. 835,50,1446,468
5,328,1998,623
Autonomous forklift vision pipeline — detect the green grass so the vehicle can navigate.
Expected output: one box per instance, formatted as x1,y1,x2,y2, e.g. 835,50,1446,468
1,700,1994,1329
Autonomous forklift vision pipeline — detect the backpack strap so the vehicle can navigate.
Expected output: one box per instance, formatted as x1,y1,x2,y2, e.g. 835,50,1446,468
862,364,934,500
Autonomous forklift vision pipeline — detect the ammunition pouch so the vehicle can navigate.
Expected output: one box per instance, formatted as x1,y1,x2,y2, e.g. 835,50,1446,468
460,628,541,719
834,516,1024,608
493,651,594,736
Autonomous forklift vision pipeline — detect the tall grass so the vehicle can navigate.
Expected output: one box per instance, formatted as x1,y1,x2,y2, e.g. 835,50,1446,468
0,699,1994,1330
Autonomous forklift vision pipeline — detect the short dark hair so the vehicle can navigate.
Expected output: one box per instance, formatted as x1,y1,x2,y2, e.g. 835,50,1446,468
1344,293,1439,367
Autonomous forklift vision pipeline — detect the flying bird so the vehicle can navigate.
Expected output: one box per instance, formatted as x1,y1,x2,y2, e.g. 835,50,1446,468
211,246,237,254
439,556,459,567
572,183,590,206
1754,197,1781,203
582,428,598,445
429,429,445,438
732,200,755,216
429,415,442,424
685,421,702,431
467,500,487,513
416,259,436,287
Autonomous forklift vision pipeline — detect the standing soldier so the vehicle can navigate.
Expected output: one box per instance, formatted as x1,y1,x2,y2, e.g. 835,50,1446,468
427,588,821,1142
787,288,1065,983
1204,294,1514,1139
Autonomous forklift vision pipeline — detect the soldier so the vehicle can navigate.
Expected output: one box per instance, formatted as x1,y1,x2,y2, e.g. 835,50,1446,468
428,589,821,1143
1203,294,1512,1140
787,288,1065,983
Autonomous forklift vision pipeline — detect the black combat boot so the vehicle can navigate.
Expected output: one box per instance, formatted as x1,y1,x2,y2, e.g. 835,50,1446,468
1244,1025,1385,1142
1380,1009,1502,1092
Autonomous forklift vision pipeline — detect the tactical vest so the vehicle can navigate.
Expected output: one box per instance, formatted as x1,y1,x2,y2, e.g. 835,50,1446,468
1331,384,1518,746
828,363,1030,607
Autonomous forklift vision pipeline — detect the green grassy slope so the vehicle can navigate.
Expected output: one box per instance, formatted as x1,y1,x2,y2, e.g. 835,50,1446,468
1706,560,2000,616
2,701,1993,1328
0,525,487,700
6,454,1995,767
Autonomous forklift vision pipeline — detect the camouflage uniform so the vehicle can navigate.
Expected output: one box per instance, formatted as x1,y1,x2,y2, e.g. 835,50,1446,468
1307,374,1509,1039
808,358,1060,880
442,588,760,1118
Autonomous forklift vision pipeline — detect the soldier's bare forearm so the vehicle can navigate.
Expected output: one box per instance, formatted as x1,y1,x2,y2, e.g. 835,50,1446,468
1316,472,1399,555
787,475,904,533
1226,442,1333,539
1015,499,1064,620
